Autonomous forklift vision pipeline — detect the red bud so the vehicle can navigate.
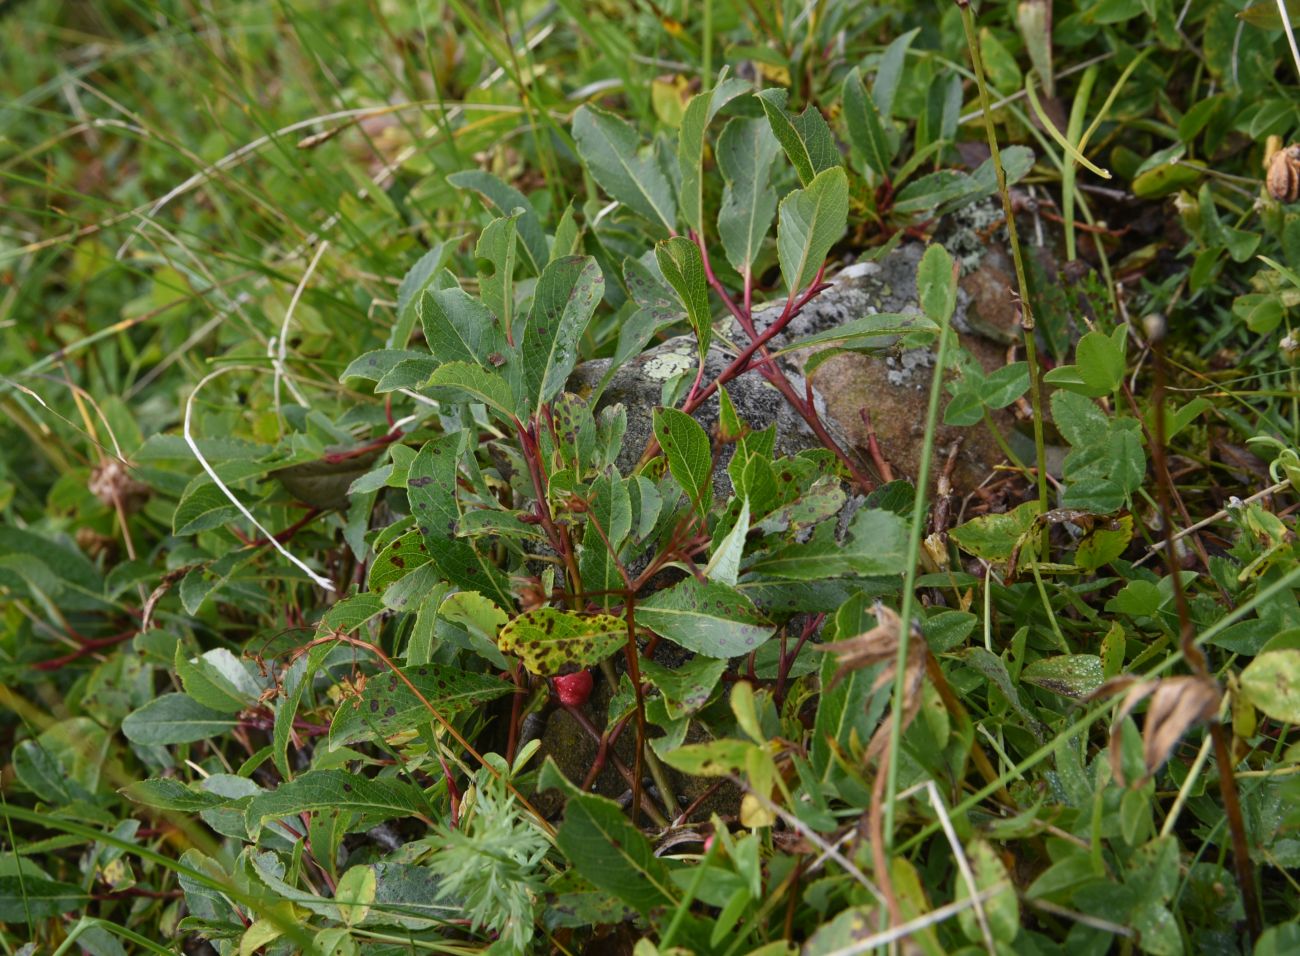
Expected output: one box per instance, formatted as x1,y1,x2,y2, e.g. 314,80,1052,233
553,669,593,707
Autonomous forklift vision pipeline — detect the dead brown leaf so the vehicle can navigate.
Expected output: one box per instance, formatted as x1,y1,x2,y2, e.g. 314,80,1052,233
817,603,928,764
1095,675,1221,785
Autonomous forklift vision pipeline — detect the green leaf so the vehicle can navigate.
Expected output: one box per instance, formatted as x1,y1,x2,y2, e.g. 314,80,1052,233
498,607,626,676
652,407,713,518
172,482,239,535
953,647,1046,737
917,243,957,324
872,29,920,119
678,73,750,236
578,472,633,608
777,166,849,296
438,590,511,669
979,361,1030,408
572,104,676,231
747,508,908,579
0,877,86,921
660,738,756,776
321,592,386,632
389,237,461,348
956,839,1020,944
654,237,712,362
950,500,1044,561
520,255,604,415
328,662,513,749
423,361,518,420
474,212,519,332
1020,655,1103,699
842,67,893,177
368,528,430,592
122,693,237,745
1074,513,1135,571
341,349,427,384
1046,327,1128,396
333,866,376,927
176,647,262,713
717,116,781,275
375,357,438,393
774,312,933,355
447,169,548,275
274,643,331,779
1075,327,1127,394
120,778,229,812
1241,649,1300,723
625,254,682,322
637,577,775,658
419,286,509,369
407,437,513,604
1051,390,1110,448
639,655,727,719
245,770,427,833
541,760,677,913
755,89,840,187
706,497,749,586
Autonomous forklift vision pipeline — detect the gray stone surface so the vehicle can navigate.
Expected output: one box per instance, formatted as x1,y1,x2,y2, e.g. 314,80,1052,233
569,220,1022,493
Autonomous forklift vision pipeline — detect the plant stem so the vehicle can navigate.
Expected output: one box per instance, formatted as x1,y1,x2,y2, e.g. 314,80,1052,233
1150,336,1260,939
958,0,1051,524
882,261,958,847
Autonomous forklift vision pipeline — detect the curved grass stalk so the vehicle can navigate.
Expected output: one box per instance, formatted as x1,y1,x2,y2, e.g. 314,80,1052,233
881,260,957,847
957,0,1051,523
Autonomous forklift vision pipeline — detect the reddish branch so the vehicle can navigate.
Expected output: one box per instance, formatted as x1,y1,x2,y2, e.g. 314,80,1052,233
641,235,876,492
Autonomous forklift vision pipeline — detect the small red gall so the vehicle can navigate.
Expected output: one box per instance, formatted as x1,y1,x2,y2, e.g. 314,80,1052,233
553,669,593,707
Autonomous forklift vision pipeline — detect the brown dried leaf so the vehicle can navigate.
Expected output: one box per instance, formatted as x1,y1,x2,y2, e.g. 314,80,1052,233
818,604,914,687
817,603,929,764
1105,675,1220,786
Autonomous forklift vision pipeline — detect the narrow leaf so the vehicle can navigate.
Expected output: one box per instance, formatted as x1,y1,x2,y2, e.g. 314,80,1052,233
122,693,237,745
652,407,713,518
755,89,840,187
541,760,677,913
474,212,519,333
717,116,781,274
842,67,894,178
447,170,548,275
246,770,427,833
572,104,677,231
328,663,513,749
389,238,461,348
520,256,604,415
777,166,849,296
678,72,751,235
917,243,957,323
654,236,712,361
407,437,514,604
423,361,518,420
419,287,509,369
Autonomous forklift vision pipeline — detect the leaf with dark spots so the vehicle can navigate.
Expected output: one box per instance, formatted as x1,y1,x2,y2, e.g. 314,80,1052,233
245,770,428,833
519,256,604,416
406,437,513,604
498,608,625,676
637,577,774,659
328,663,513,750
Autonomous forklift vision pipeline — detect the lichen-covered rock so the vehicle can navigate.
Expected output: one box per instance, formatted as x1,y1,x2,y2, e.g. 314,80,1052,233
570,222,1025,495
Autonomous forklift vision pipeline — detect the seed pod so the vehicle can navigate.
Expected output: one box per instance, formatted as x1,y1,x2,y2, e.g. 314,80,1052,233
1266,144,1300,203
